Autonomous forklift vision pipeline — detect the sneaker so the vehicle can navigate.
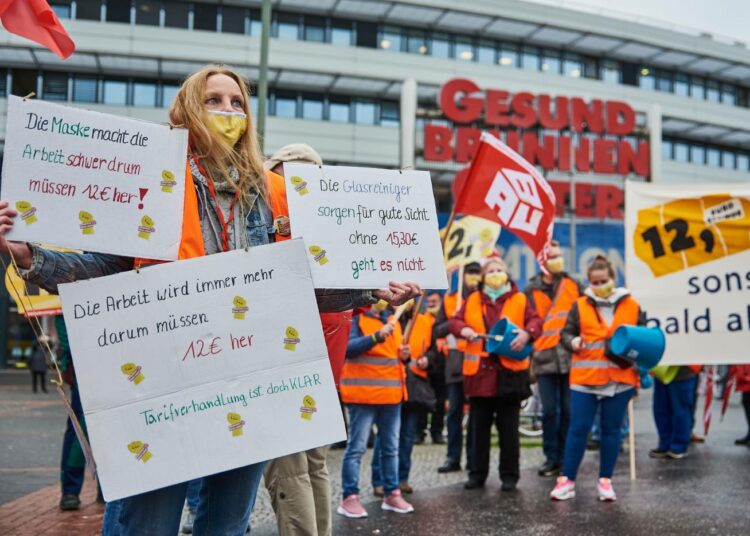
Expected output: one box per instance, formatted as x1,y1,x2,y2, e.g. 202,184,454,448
649,448,669,459
59,494,81,511
399,481,414,494
690,433,705,443
372,485,384,498
550,476,575,501
667,450,688,460
437,460,461,473
381,489,414,514
181,510,195,534
337,494,368,518
597,478,616,502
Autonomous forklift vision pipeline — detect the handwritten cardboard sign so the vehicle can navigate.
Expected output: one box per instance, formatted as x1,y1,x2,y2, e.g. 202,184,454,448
57,240,345,500
1,96,187,260
284,164,448,290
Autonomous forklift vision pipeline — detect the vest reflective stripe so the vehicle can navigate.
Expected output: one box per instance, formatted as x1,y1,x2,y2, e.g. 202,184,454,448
570,296,640,387
340,314,406,405
408,314,434,379
532,277,580,352
462,291,528,376
442,293,467,353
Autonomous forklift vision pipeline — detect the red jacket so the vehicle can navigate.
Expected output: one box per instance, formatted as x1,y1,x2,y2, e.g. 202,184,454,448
735,365,750,392
449,283,543,398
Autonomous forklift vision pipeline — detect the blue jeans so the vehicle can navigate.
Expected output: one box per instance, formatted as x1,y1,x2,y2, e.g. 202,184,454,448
446,382,466,464
591,407,629,442
341,403,400,497
537,373,570,466
372,404,419,485
102,462,266,536
653,376,697,454
562,389,634,480
61,379,86,495
185,479,201,513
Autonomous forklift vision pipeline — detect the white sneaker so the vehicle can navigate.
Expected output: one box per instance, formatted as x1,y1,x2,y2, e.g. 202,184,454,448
550,476,575,501
597,478,616,502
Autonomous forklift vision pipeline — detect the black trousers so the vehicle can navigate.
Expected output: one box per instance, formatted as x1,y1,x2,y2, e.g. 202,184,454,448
429,372,447,439
31,371,47,392
468,396,520,484
743,392,750,433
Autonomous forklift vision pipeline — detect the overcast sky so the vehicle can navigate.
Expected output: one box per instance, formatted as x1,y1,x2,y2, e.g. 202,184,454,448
523,0,750,45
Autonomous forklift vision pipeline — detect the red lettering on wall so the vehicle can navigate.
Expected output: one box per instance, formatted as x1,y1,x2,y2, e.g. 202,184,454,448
510,92,537,128
485,90,511,126
571,98,604,134
593,139,617,174
456,127,481,163
424,125,454,161
439,78,482,123
538,95,569,130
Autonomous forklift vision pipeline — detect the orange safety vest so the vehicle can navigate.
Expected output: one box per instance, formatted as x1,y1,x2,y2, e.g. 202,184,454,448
407,313,434,379
570,296,640,387
532,277,580,352
441,292,467,354
462,291,528,376
340,314,406,405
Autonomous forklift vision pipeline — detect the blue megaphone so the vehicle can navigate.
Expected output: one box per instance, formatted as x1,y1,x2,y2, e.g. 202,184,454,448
485,318,533,360
608,325,666,371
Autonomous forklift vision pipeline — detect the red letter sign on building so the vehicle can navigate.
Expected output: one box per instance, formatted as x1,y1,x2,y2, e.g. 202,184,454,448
453,132,556,265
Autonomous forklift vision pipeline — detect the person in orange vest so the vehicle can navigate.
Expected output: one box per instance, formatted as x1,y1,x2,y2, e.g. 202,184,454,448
338,301,415,518
649,365,703,460
436,261,482,474
449,257,542,491
371,298,437,496
524,240,584,477
550,255,645,503
0,64,420,535
422,291,447,445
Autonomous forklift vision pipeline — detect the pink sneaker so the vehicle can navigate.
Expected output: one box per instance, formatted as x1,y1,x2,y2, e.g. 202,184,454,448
337,494,368,518
381,489,414,513
550,476,575,501
597,478,616,502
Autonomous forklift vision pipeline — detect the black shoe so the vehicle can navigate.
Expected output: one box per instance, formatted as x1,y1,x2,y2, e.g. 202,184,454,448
59,494,81,511
463,478,485,490
667,450,688,459
734,435,750,445
537,461,561,477
649,448,669,459
432,435,446,445
501,481,517,492
586,439,600,451
438,460,461,473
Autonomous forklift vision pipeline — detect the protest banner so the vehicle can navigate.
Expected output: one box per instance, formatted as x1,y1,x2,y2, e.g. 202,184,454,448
441,216,501,274
625,181,750,365
57,240,346,501
1,96,187,259
284,163,448,290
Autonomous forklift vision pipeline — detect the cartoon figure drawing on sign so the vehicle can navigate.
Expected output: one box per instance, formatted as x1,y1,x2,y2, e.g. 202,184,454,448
127,441,152,463
79,211,96,235
138,215,156,240
121,362,145,385
15,201,37,225
160,170,177,193
309,245,328,265
233,296,248,319
284,326,301,351
227,412,245,437
300,395,317,420
289,176,309,196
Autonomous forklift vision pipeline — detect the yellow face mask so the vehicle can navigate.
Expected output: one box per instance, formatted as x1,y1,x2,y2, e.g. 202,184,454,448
465,273,482,287
484,271,509,290
206,111,247,146
372,299,389,313
426,306,441,316
546,257,564,274
591,280,615,298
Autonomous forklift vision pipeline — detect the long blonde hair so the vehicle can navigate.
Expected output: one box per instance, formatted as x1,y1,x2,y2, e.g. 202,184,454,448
168,64,267,205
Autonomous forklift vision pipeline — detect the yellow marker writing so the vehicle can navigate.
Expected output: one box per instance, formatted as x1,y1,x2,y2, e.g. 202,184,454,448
289,176,309,196
309,245,328,265
138,215,155,240
227,412,245,437
284,326,301,351
79,211,96,235
121,362,145,385
300,395,317,421
16,201,37,225
232,296,248,320
127,440,152,463
160,170,177,193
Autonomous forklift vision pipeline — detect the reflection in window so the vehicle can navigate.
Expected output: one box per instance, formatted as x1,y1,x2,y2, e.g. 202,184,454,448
690,76,705,99
721,84,736,106
737,153,749,171
430,32,450,58
722,150,735,169
331,23,353,46
302,97,323,120
690,144,705,165
407,30,427,55
541,51,561,75
706,147,720,166
661,139,672,160
706,80,720,102
637,66,654,90
563,54,583,78
354,99,376,124
656,70,672,92
135,1,159,26
222,6,246,34
674,73,688,96
379,26,401,52
43,73,68,101
380,101,399,127
329,98,350,123
601,61,621,84
73,76,97,103
133,82,157,107
103,79,127,105
674,142,688,162
521,46,540,71
498,45,517,67
305,17,326,42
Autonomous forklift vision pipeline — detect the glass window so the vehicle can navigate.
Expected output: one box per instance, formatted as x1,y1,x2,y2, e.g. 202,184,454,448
331,21,353,46
498,44,518,67
274,92,297,117
162,83,179,107
42,73,68,101
737,153,749,171
638,66,654,89
329,97,350,122
50,2,72,19
133,81,157,107
354,99,376,124
674,142,688,162
193,3,218,31
430,32,450,58
135,1,159,25
73,76,97,102
380,101,399,127
455,38,474,62
655,70,672,92
707,147,720,166
521,46,540,71
599,60,620,84
379,25,401,52
164,1,189,28
690,144,705,164
103,79,127,105
563,53,583,78
722,150,736,169
76,0,101,21
707,80,720,102
0,69,7,97
249,9,261,36
304,16,326,42
661,139,673,160
221,6,245,34
407,30,427,55
541,50,561,75
302,96,323,120
106,1,130,23
722,84,737,106
690,76,705,100
477,40,495,64
674,73,688,96
276,13,300,40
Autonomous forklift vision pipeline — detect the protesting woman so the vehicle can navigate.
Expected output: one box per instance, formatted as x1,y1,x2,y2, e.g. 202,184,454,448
550,255,644,502
449,257,542,491
0,64,419,535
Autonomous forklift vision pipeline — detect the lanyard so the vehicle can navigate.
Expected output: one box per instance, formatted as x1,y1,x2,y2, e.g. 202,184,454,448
190,149,240,252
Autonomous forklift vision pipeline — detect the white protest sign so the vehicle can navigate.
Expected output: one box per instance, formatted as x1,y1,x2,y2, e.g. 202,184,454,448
1,96,187,259
625,181,750,365
58,240,345,500
284,164,448,290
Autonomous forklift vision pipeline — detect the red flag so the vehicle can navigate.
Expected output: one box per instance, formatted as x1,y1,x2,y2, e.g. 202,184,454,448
0,0,75,59
703,366,714,436
452,132,556,266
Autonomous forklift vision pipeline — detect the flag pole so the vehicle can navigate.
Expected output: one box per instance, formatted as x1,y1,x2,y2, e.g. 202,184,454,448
628,399,636,480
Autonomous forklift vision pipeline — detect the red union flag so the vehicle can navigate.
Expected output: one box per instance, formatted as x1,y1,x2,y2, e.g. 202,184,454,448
453,132,556,265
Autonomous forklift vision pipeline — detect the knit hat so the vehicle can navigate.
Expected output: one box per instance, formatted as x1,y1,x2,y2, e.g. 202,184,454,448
264,143,323,170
